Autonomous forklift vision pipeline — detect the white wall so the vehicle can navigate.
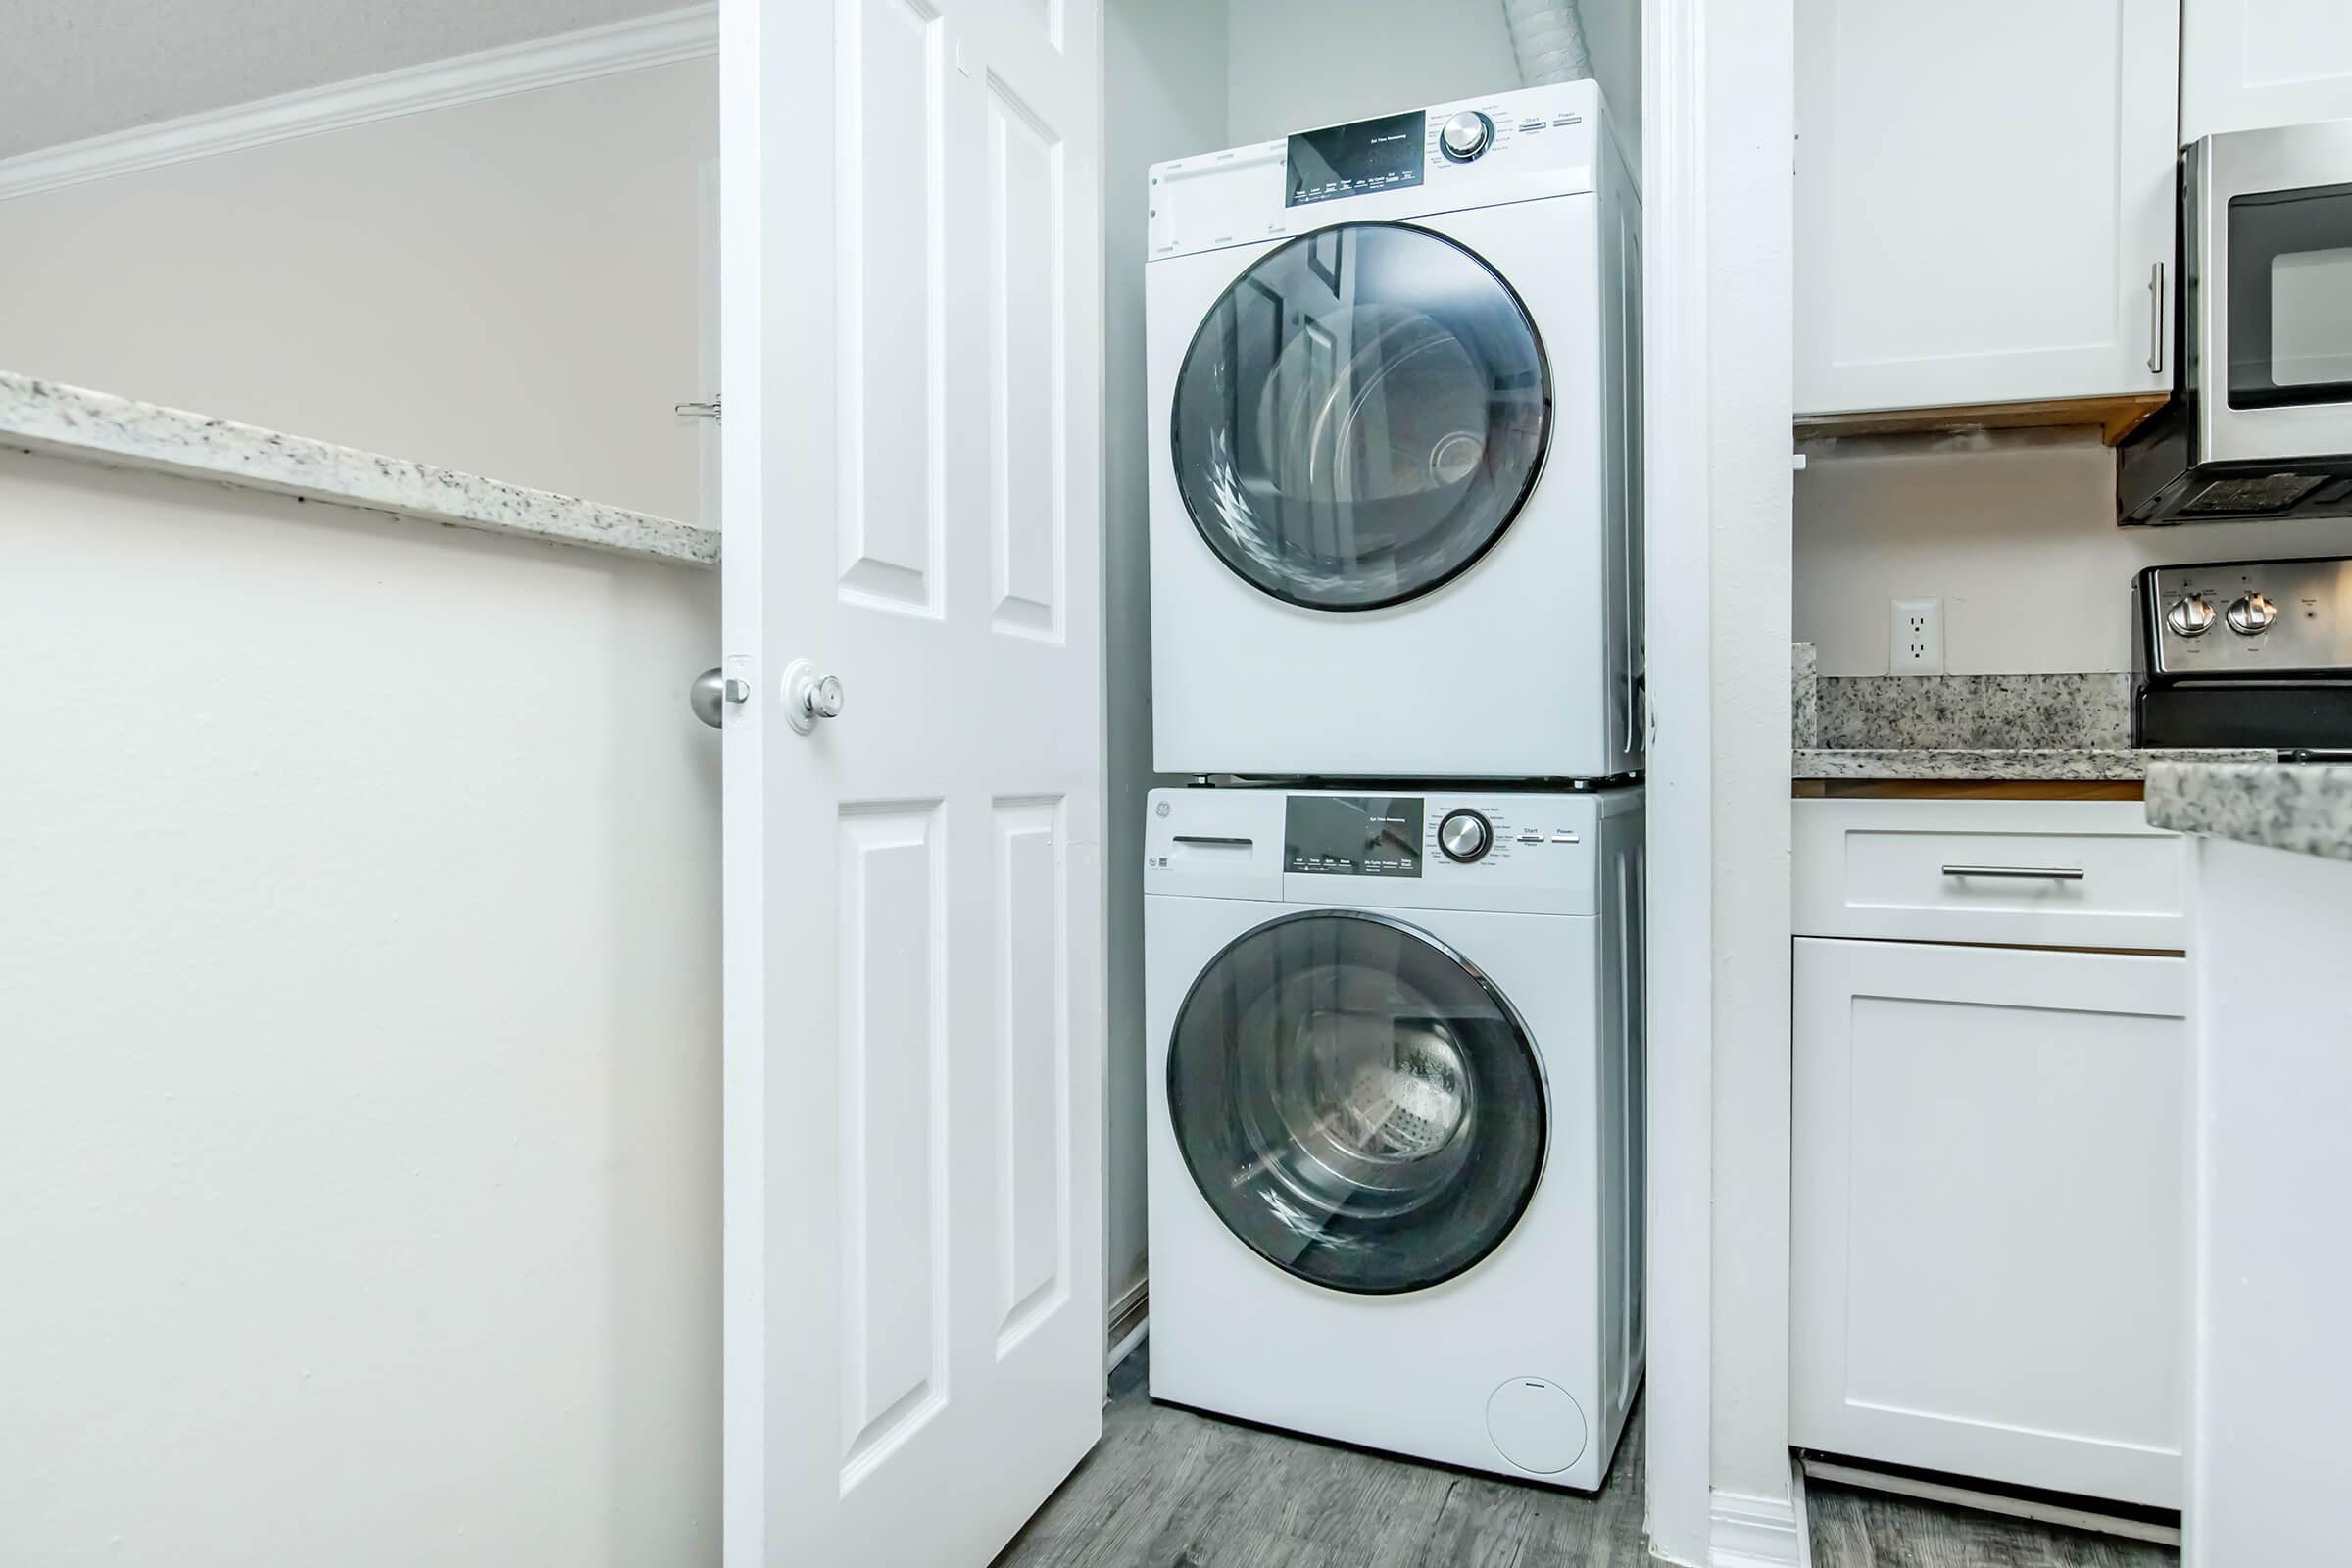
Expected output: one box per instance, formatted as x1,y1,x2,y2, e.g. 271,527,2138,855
1796,429,2352,675
1103,0,1229,1320
1226,0,1520,141
0,453,719,1566
1225,0,1641,162
0,59,716,523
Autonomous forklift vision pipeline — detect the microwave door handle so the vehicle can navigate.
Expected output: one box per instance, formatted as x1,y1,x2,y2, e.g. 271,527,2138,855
2148,260,2166,377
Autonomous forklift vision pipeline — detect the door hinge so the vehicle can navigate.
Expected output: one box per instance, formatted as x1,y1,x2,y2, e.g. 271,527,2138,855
675,397,721,421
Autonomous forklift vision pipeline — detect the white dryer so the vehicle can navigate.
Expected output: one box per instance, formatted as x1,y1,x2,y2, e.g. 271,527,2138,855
1144,785,1645,1489
1146,81,1642,781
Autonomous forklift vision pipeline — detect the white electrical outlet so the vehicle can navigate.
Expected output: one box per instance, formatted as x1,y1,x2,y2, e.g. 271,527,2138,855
1890,597,1945,674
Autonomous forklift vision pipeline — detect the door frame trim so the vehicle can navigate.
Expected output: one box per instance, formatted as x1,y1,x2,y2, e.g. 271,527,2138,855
1639,0,1716,1558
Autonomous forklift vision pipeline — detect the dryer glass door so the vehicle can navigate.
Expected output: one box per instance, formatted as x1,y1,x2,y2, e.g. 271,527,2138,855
1166,909,1547,1295
1170,222,1551,612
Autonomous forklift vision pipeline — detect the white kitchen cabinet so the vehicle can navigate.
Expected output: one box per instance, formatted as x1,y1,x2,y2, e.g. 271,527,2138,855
2183,0,2352,143
1794,0,2180,418
1789,937,2186,1509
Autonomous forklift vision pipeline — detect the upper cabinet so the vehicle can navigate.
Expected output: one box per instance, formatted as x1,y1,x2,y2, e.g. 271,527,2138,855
2182,0,2352,142
1794,1,2180,423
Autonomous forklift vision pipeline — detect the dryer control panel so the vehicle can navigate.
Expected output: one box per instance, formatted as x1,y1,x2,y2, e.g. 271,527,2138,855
1146,786,1640,916
1147,78,1624,262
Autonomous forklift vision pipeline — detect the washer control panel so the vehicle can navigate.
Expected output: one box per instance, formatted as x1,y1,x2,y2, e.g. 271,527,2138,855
1148,788,1630,915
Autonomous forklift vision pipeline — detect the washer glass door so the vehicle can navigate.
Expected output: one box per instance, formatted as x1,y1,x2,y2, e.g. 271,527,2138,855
1170,221,1552,612
1166,910,1547,1295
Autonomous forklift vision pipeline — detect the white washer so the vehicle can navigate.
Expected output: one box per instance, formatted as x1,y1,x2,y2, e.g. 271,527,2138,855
1144,785,1645,1490
1146,81,1642,781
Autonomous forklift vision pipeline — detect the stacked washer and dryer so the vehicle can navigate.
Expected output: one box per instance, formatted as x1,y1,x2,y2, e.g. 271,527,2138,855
1140,80,1648,1491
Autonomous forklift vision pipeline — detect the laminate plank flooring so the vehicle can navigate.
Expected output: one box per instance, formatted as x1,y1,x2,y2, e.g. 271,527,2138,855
1807,1481,2180,1568
995,1349,2180,1568
994,1348,1646,1568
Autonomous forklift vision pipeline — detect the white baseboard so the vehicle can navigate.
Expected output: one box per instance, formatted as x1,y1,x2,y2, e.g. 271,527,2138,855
1105,1275,1148,1371
1789,1453,1815,1568
0,3,718,202
1106,1316,1148,1374
1710,1489,1803,1568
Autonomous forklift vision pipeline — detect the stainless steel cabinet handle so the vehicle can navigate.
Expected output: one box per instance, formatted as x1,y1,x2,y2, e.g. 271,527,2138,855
2147,261,2166,377
1941,864,2085,881
690,666,750,729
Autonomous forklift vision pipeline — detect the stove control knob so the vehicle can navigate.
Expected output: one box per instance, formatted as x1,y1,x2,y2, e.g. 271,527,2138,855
2166,594,2217,638
2226,591,2278,635
1438,808,1494,863
1440,111,1494,163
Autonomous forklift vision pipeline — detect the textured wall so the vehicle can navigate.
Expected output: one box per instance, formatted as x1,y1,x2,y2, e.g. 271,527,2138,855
0,60,716,523
0,452,720,1565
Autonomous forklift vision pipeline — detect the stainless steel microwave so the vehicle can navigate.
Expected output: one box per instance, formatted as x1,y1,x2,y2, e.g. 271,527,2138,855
2120,121,2352,525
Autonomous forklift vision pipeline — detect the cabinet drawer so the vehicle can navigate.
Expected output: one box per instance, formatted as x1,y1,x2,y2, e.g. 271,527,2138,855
1793,800,2186,950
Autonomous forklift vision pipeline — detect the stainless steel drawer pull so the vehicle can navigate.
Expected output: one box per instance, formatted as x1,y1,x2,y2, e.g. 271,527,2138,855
1941,864,2085,881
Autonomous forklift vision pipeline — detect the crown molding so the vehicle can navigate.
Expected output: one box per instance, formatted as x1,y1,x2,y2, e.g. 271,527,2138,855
0,4,717,203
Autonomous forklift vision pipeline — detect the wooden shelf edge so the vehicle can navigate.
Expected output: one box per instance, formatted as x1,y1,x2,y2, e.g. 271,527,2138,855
1795,392,2168,448
1793,779,2148,802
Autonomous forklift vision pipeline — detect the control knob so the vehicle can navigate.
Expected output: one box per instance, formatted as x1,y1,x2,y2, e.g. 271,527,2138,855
1440,110,1494,163
1438,808,1494,863
2165,595,2216,638
2226,591,2277,635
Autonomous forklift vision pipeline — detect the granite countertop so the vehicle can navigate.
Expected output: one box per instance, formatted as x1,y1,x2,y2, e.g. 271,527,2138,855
2144,762,2352,861
1795,746,2273,781
0,369,717,568
1789,666,2272,781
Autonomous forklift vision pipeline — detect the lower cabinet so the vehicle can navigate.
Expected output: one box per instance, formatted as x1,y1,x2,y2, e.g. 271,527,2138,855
1788,937,2186,1508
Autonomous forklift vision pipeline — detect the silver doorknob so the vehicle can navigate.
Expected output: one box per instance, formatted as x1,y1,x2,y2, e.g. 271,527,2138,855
783,660,845,734
691,666,751,728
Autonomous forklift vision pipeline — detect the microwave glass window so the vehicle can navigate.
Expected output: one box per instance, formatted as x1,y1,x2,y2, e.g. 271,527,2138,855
2270,246,2352,388
2227,181,2352,410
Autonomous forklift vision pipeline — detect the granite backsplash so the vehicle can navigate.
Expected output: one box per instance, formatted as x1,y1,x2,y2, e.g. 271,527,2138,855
1813,672,2133,751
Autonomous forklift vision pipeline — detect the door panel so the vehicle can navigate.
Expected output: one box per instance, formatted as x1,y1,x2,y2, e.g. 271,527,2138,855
721,0,1103,1560
839,0,947,615
2182,0,2352,142
1794,0,2180,413
988,82,1066,640
1789,937,2185,1507
836,801,947,1480
994,794,1067,1351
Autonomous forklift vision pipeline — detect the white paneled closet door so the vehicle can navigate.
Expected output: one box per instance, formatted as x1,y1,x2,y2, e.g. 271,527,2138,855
717,0,1105,1562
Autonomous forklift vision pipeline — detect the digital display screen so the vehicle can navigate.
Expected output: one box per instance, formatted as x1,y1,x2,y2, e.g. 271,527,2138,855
1286,111,1426,208
1285,795,1424,878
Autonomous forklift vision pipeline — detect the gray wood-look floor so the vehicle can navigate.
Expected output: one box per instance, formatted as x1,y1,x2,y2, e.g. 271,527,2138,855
996,1349,2180,1568
994,1348,1646,1567
1806,1481,2179,1568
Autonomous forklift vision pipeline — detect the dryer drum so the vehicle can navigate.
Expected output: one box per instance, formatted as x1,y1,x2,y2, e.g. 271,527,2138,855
1171,222,1553,612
